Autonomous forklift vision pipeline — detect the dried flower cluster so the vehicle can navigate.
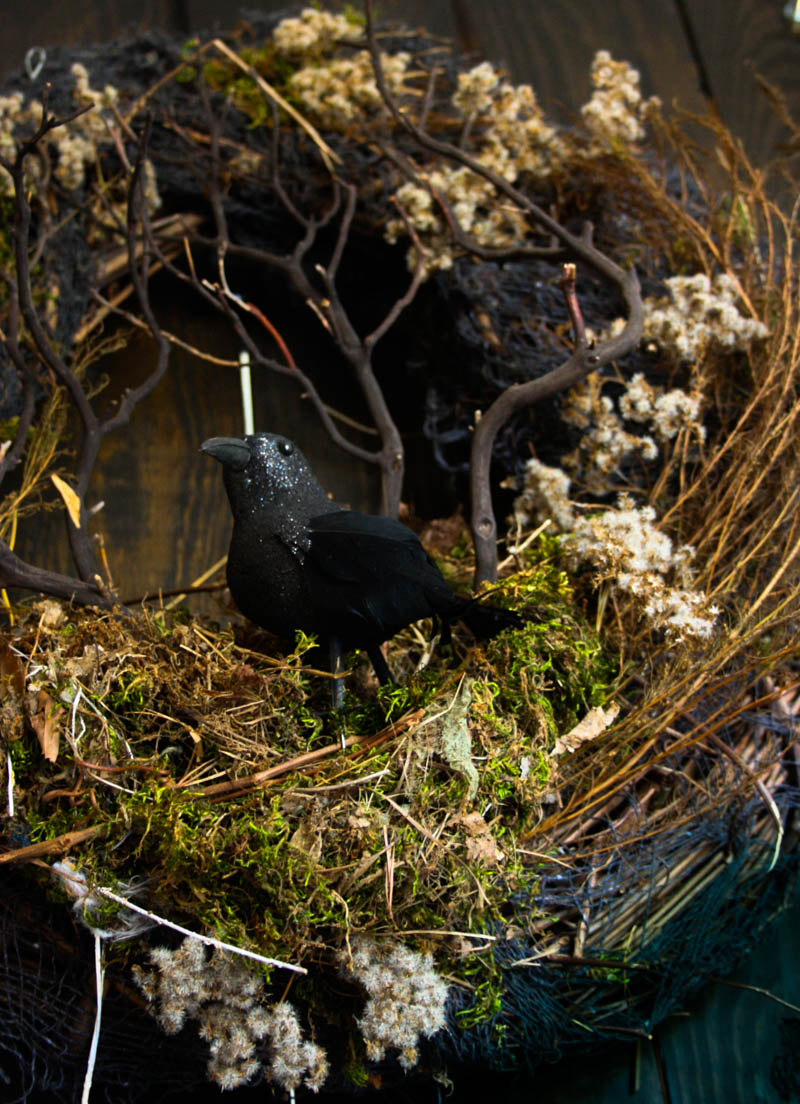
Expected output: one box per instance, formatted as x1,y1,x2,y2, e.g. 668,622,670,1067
384,48,661,274
133,939,328,1092
604,273,768,361
559,369,705,489
0,64,160,213
272,7,363,59
618,371,704,441
386,60,564,273
581,49,660,148
512,455,720,640
561,371,660,485
273,7,410,129
288,49,411,129
511,457,575,532
0,93,28,182
566,497,720,640
344,936,449,1069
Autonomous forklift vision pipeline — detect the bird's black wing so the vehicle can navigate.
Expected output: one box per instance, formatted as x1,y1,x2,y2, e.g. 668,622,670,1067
305,510,459,644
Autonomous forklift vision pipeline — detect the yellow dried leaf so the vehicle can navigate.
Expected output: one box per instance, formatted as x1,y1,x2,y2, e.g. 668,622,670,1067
51,473,81,528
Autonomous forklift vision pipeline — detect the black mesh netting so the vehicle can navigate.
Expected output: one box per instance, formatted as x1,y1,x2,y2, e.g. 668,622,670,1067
0,871,211,1103
2,828,799,1101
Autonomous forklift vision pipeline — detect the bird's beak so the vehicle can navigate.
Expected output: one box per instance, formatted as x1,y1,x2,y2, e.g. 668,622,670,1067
200,437,251,471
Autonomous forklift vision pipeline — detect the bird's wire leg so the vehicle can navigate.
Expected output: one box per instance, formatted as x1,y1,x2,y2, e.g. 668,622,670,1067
366,643,392,685
328,636,347,749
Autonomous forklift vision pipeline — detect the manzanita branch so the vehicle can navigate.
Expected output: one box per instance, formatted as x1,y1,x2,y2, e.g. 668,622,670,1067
363,0,644,581
153,85,425,516
0,97,169,608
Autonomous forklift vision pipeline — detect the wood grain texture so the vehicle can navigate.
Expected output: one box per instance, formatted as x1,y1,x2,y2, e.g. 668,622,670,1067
185,0,462,41
0,0,185,82
655,885,800,1104
681,0,800,168
458,0,710,120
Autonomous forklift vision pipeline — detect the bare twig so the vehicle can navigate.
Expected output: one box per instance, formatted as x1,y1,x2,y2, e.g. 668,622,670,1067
0,98,170,607
95,886,308,974
161,83,424,515
363,0,644,579
184,708,424,798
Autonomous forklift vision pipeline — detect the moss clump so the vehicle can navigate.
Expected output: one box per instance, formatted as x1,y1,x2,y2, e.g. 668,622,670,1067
1,538,614,1032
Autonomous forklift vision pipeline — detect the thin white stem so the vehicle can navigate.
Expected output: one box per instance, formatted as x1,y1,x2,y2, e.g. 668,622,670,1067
6,750,14,817
81,931,105,1104
239,349,254,435
95,887,307,974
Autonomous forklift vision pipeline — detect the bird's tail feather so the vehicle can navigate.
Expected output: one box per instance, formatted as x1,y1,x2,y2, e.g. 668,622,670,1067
454,599,522,639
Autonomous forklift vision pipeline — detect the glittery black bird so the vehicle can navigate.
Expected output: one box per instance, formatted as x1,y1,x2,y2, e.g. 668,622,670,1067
201,432,519,687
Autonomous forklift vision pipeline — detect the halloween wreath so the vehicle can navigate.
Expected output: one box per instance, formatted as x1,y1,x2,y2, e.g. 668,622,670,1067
0,5,798,1100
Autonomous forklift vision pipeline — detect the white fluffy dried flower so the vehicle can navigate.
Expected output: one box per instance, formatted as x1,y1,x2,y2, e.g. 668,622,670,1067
512,458,575,532
581,49,659,147
289,50,409,129
560,369,707,493
132,939,327,1092
565,497,719,640
619,372,705,443
642,272,768,361
453,61,499,115
561,374,660,484
385,67,563,274
344,936,449,1070
273,8,362,59
262,1002,329,1093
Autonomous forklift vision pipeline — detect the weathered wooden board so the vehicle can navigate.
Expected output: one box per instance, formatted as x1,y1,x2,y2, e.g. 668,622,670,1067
457,0,710,118
0,0,184,82
681,0,800,170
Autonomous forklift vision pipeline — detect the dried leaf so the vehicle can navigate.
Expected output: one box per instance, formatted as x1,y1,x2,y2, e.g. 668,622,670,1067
0,643,25,701
551,703,620,758
465,833,504,867
454,811,504,868
28,689,61,762
51,473,81,528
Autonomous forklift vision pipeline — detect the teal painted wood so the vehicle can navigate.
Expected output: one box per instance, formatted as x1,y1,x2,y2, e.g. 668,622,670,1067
461,884,800,1103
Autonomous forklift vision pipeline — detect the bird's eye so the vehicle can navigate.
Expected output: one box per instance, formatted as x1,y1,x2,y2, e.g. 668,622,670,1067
278,440,294,456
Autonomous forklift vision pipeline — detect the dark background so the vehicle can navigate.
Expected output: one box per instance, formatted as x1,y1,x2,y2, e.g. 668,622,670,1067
2,3,800,1102
2,0,800,607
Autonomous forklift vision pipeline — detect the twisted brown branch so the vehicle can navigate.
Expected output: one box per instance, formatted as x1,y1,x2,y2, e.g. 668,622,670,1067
0,99,169,608
363,0,644,580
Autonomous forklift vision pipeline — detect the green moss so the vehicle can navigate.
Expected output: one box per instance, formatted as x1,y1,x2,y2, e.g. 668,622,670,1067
472,542,615,749
194,42,299,129
6,545,616,1034
455,952,506,1031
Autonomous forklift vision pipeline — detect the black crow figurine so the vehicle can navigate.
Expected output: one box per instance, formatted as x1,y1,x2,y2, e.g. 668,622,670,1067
201,432,519,688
